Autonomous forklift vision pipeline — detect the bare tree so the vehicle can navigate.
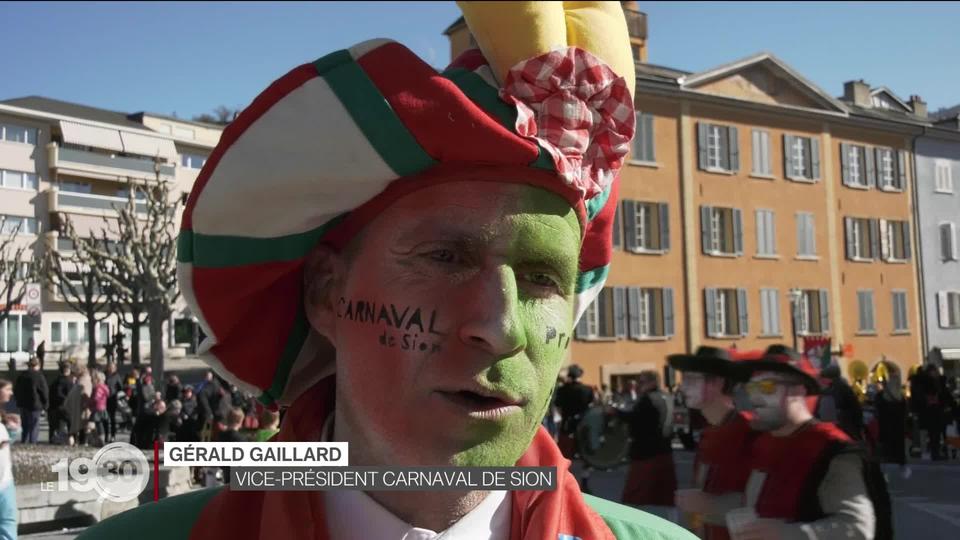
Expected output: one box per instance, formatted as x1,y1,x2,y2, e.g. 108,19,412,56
0,222,39,329
192,105,239,125
42,222,112,367
85,174,181,380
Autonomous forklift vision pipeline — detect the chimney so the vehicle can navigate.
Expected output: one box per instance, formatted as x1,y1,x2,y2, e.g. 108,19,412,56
843,80,872,108
909,95,927,118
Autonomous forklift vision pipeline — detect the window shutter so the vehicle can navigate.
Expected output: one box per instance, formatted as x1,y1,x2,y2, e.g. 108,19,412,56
897,150,907,190
614,287,626,338
844,217,854,260
644,113,655,162
701,206,713,254
784,135,796,178
942,223,953,261
612,205,622,249
627,287,641,338
705,288,718,337
810,137,821,180
733,208,744,255
752,130,761,174
768,211,776,254
756,210,765,254
771,289,781,335
952,223,959,260
902,221,911,260
728,126,740,172
575,305,591,338
819,289,830,332
737,288,749,336
658,203,670,252
623,200,637,252
760,290,771,335
840,143,851,186
663,288,675,337
697,123,708,170
865,147,877,188
938,291,950,328
718,125,730,171
879,219,890,261
870,219,881,260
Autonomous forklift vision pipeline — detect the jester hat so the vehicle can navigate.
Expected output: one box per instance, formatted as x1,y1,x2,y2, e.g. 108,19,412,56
177,2,637,407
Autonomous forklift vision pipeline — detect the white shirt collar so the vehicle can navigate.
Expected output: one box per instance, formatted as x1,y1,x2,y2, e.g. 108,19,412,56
320,414,512,540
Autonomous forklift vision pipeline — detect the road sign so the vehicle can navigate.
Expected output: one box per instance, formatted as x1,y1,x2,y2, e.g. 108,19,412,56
27,306,41,317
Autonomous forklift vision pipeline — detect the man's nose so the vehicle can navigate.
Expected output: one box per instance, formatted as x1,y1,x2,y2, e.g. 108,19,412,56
457,265,526,357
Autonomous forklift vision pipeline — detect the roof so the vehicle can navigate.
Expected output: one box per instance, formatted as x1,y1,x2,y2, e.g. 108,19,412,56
678,52,848,114
443,16,465,36
127,111,226,129
635,62,688,85
869,86,912,112
0,95,146,130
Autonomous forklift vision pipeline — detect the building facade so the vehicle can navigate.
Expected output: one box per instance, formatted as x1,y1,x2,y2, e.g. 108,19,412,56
445,4,934,387
0,96,221,365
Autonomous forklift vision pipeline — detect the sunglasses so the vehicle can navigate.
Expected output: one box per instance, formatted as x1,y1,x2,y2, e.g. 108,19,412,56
745,379,785,395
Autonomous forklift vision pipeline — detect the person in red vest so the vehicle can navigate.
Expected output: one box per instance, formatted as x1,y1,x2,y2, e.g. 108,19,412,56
731,345,890,540
669,346,761,540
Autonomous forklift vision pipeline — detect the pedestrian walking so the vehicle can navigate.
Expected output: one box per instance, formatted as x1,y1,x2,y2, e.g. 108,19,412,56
874,363,911,478
0,379,18,539
89,371,110,446
13,358,47,443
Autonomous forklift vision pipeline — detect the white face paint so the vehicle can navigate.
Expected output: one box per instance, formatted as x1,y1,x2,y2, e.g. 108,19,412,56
746,373,789,431
680,373,706,409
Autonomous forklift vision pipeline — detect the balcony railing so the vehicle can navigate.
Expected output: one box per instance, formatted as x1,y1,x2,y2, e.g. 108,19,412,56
623,10,648,40
47,188,148,216
48,143,176,182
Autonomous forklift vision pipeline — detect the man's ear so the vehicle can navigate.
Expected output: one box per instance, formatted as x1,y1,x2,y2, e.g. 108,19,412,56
303,242,347,345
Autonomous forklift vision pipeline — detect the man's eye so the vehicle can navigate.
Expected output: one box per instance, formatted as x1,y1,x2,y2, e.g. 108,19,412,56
427,249,456,263
526,273,559,289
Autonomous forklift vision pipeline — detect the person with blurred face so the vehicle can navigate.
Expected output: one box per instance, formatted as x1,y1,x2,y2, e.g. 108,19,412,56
730,345,885,540
78,2,696,540
668,347,761,540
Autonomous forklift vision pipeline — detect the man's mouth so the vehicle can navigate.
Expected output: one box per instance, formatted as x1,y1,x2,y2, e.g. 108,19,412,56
434,387,526,420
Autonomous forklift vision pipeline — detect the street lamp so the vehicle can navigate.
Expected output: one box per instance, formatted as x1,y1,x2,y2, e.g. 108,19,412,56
787,288,803,351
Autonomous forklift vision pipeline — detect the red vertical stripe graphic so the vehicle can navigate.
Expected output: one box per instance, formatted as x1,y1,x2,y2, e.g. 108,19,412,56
154,439,160,502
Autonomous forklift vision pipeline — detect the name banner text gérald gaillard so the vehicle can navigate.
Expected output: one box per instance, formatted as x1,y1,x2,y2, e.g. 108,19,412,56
229,467,557,491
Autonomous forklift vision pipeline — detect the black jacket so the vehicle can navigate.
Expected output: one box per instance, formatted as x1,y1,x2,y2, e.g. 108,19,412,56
14,370,49,411
50,374,73,411
624,390,674,460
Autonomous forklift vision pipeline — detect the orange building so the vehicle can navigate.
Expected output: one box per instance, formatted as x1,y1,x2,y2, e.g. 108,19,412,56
445,4,926,388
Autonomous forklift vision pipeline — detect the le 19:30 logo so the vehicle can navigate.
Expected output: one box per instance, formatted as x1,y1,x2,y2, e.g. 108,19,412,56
47,442,150,502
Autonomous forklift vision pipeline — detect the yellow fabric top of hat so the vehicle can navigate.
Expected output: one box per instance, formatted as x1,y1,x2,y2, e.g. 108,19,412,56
457,1,636,100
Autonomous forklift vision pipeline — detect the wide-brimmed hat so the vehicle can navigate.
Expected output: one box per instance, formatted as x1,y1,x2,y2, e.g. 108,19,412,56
733,344,822,394
176,2,636,407
667,346,736,377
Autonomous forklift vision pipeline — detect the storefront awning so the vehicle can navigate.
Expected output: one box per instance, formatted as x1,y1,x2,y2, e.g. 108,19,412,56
59,121,124,152
119,130,177,161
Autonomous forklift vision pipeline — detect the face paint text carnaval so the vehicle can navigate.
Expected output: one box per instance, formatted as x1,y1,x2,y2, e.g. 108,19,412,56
337,298,444,354
544,326,571,349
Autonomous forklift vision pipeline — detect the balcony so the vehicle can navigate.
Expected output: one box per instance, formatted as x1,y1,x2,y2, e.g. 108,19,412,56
47,143,176,183
623,9,647,40
46,187,147,218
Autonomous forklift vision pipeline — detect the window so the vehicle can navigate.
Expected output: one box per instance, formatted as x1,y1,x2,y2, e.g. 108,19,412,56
181,153,207,170
115,187,147,200
67,321,79,344
796,289,830,335
755,209,777,256
796,212,817,257
751,129,772,176
612,205,621,249
0,314,25,353
60,181,92,194
623,200,669,253
941,222,958,261
881,220,911,262
783,134,820,181
697,123,739,173
627,287,675,339
701,206,742,256
857,290,875,333
0,215,38,235
935,160,953,193
892,291,909,333
575,287,625,340
631,112,655,163
840,143,871,188
99,322,111,345
0,123,38,145
844,217,879,261
874,147,906,191
939,291,960,329
1,169,37,190
705,288,748,337
760,288,781,336
51,321,62,344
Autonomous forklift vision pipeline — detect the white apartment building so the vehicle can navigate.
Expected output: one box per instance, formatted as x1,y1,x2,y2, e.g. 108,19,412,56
0,96,222,365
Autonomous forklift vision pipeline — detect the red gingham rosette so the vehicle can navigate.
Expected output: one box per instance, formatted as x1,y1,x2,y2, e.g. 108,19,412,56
500,46,636,199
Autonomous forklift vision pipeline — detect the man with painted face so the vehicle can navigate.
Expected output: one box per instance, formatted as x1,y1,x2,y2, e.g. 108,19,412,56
79,2,696,540
731,345,889,540
668,347,760,540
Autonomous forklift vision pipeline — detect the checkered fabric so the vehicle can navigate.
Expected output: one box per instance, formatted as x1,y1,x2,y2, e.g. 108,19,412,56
501,47,635,199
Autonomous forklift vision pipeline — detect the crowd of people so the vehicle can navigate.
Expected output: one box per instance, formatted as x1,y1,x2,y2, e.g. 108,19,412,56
547,347,960,539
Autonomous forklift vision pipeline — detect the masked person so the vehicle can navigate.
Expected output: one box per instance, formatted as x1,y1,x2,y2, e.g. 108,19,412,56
79,3,696,539
668,347,760,540
731,345,891,540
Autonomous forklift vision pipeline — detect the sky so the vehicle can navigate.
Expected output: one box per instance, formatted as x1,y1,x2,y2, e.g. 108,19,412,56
1,1,958,121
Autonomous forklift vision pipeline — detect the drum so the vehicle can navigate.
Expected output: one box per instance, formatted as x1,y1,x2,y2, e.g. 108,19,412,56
574,405,631,470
